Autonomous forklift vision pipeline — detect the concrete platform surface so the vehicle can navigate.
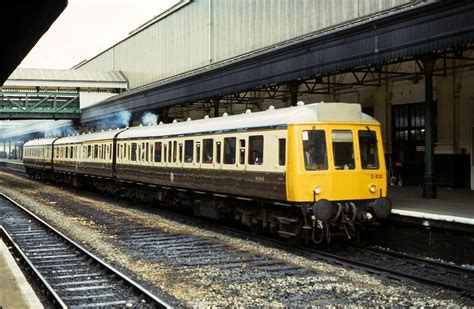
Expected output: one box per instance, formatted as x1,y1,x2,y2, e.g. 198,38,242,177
389,186,474,224
0,238,43,308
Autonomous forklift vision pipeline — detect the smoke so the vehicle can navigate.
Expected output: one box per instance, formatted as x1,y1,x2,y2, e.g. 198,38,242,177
0,120,78,139
93,110,132,130
117,111,132,127
141,112,158,126
42,121,78,137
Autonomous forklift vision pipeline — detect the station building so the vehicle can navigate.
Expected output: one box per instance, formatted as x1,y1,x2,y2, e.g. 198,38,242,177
74,0,473,191
6,0,474,192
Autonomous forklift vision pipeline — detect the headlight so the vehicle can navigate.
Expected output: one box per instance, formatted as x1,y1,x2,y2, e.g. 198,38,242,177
369,184,376,193
314,186,322,195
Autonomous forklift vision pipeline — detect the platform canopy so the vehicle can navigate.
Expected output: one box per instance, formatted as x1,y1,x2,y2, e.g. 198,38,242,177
81,0,474,123
0,1,67,85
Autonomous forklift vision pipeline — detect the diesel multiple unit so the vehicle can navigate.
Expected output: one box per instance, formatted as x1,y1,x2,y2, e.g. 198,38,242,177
23,102,392,243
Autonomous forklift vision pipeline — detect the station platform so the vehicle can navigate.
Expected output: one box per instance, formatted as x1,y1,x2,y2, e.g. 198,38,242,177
0,238,43,308
0,158,472,226
0,158,25,174
389,185,474,226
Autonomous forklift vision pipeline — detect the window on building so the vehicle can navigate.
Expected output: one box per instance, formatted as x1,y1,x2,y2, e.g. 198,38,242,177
223,137,236,164
154,142,162,162
279,138,286,166
184,140,193,163
248,136,264,165
203,139,213,164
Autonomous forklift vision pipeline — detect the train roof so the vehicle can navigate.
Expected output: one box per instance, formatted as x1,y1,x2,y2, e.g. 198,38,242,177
54,128,126,145
23,137,58,147
118,102,378,140
23,102,378,146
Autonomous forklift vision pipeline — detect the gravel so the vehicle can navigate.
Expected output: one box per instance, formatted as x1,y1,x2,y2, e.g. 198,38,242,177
0,171,470,306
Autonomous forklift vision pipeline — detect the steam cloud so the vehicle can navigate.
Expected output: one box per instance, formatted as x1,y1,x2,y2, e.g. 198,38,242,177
43,122,78,137
94,110,132,130
141,112,158,126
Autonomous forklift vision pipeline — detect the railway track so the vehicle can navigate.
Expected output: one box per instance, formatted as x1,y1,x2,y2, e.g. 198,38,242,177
0,193,171,308
143,207,474,297
303,243,474,296
0,167,471,305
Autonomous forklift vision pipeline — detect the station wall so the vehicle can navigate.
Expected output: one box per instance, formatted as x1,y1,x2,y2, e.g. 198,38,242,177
77,0,418,89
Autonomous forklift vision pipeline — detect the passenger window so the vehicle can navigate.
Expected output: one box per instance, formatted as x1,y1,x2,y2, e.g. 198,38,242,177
279,138,286,166
178,144,183,163
302,130,328,170
146,143,150,162
65,146,69,159
224,137,236,164
163,144,168,162
131,143,137,161
184,140,193,163
248,136,264,165
203,139,213,164
216,142,222,164
87,145,92,159
239,139,246,165
196,142,201,163
94,145,99,159
168,141,172,163
331,130,355,170
172,141,177,163
154,142,162,162
359,130,379,169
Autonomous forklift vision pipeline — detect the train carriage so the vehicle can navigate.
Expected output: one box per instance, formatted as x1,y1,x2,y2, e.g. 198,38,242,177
52,129,125,179
23,102,392,242
23,137,58,176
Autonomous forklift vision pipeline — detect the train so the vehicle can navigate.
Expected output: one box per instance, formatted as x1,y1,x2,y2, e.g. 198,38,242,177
23,102,392,243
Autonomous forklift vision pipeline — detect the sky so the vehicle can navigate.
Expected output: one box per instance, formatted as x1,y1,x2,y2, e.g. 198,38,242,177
19,0,179,70
1,0,179,139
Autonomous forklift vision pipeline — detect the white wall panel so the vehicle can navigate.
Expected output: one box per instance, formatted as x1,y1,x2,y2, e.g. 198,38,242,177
78,0,419,89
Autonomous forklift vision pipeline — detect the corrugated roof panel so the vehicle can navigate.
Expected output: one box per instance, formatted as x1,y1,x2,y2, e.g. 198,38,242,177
77,0,420,89
7,68,127,82
3,68,128,89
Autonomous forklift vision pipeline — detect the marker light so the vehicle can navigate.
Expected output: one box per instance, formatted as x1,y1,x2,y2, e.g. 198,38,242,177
314,186,322,195
369,184,376,193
